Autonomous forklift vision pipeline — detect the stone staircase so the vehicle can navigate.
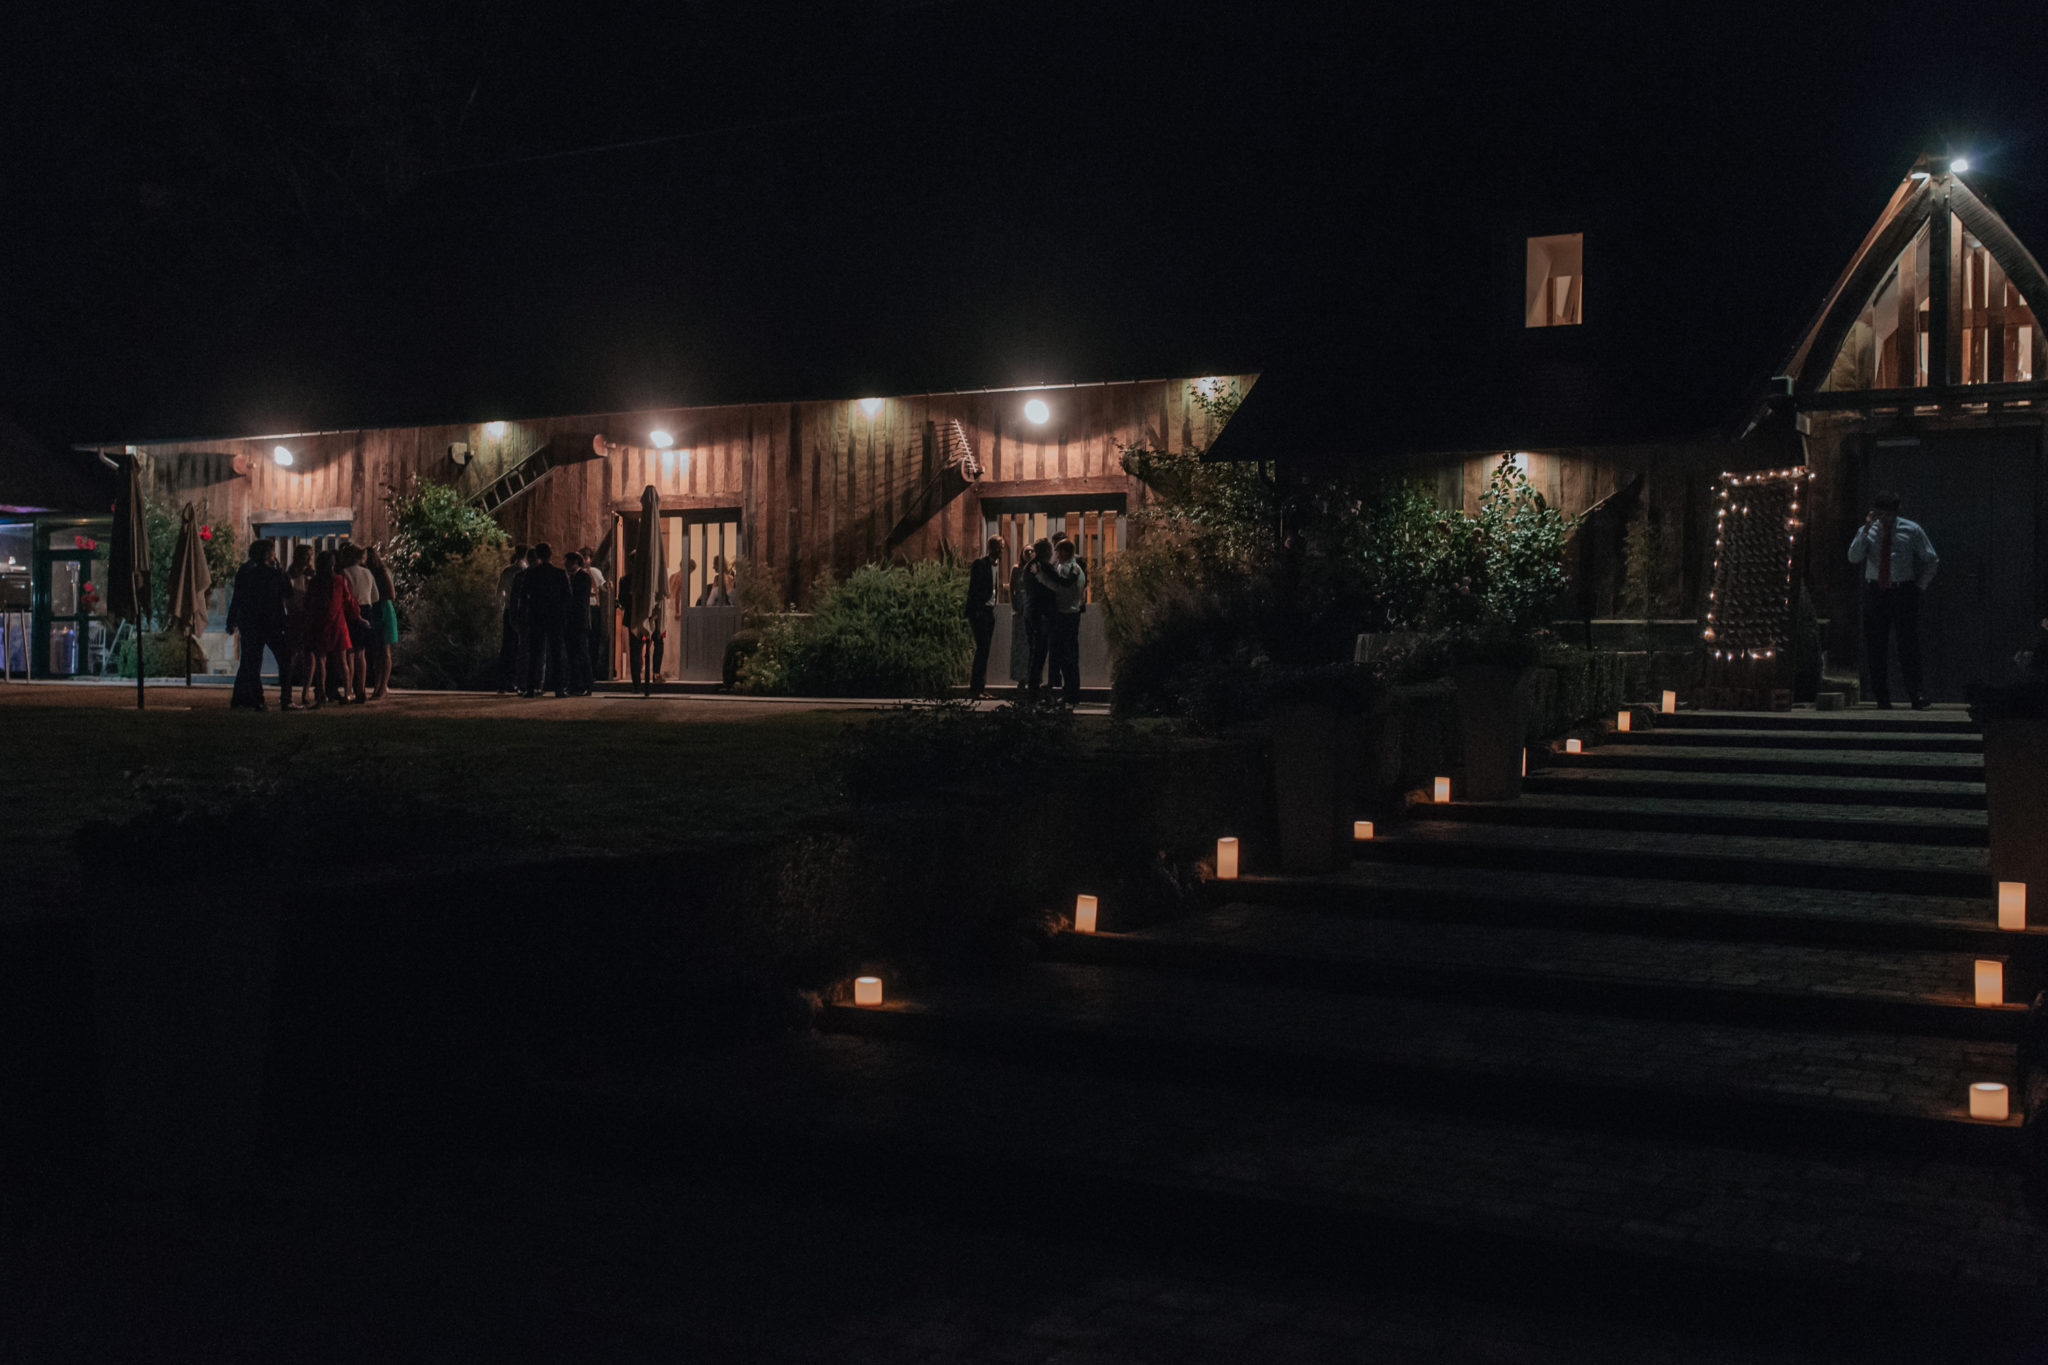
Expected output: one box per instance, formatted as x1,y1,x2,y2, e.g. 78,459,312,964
682,705,2045,1358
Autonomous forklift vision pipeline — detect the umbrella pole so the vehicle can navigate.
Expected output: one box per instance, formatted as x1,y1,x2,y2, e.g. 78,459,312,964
185,628,193,687
136,625,145,710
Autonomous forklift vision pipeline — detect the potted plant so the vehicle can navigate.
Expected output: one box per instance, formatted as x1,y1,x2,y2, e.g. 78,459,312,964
1269,662,1388,874
1969,673,2048,901
1445,617,1540,802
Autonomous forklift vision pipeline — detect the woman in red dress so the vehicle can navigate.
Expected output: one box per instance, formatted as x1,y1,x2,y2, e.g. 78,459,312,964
301,549,365,709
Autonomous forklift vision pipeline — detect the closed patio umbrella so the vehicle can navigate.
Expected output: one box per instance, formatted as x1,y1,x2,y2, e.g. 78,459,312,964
165,502,212,686
106,453,150,708
627,484,666,697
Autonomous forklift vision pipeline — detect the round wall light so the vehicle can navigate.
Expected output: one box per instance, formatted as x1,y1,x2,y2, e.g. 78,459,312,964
272,445,294,467
649,429,675,449
1024,398,1050,425
483,420,508,439
1952,157,1971,174
859,397,883,418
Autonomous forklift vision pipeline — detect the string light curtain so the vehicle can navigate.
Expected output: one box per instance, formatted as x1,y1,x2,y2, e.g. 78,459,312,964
1703,467,1809,667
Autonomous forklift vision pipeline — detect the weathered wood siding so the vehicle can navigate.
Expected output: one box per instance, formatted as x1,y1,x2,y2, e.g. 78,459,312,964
121,376,1248,607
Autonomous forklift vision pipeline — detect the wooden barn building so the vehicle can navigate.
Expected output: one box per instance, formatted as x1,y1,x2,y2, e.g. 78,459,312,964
59,376,1249,684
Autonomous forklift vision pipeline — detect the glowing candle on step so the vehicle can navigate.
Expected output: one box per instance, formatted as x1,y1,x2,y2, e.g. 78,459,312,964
1998,882,2027,931
1565,738,1582,754
1975,960,2004,1006
1433,777,1451,803
1661,690,1677,714
1521,750,1528,776
1969,1082,2010,1121
1074,894,1098,934
1216,837,1239,880
1616,710,1631,733
853,976,883,1006
1354,820,1374,840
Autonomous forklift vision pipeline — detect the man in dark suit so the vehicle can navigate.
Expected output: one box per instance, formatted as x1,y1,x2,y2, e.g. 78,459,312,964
965,534,1002,699
520,542,574,698
564,551,595,697
226,539,289,710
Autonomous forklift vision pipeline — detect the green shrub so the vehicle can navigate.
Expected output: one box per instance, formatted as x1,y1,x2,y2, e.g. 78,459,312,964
110,629,207,678
139,496,238,627
736,560,971,698
391,546,503,690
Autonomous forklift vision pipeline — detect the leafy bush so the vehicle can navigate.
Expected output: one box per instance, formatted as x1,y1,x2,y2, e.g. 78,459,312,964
831,700,1082,802
383,476,508,602
110,629,207,678
390,546,504,690
736,560,971,698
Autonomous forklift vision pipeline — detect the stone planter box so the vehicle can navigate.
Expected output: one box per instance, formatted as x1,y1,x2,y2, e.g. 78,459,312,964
1452,664,1527,802
1983,718,2048,907
1271,700,1355,874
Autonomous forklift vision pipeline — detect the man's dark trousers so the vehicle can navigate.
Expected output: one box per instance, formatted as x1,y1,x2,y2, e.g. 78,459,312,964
1862,581,1924,704
234,632,287,708
565,629,593,694
1024,610,1050,697
968,607,996,694
528,627,569,696
499,611,523,692
1049,611,1081,704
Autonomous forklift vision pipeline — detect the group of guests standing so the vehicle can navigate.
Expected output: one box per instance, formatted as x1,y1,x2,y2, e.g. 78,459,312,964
227,538,398,710
496,542,606,697
965,532,1088,704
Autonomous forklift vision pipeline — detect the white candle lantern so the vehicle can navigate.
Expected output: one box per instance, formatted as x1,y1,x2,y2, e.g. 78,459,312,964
1616,710,1631,733
853,976,883,1006
1354,820,1374,840
1521,750,1527,776
1969,1082,2010,1122
1564,738,1583,754
1998,882,2026,930
1216,837,1239,879
1975,960,2004,1006
1661,690,1677,714
1433,776,1451,803
1074,894,1099,934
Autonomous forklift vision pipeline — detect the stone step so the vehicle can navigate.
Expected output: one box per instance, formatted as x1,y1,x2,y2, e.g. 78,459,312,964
1523,767,1985,810
819,963,2023,1162
1412,793,1987,847
568,1033,2048,1348
1045,908,2027,1040
1624,727,1981,754
1656,708,1978,734
1224,864,2048,960
1353,821,1990,898
1550,744,1983,782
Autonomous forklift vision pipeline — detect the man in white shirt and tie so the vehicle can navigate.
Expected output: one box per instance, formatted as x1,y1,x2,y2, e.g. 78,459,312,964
1847,490,1939,710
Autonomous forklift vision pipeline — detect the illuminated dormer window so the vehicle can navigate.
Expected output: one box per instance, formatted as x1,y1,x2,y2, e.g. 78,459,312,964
1525,233,1583,327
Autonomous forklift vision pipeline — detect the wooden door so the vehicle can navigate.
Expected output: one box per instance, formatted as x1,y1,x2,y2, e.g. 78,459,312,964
1863,429,2039,699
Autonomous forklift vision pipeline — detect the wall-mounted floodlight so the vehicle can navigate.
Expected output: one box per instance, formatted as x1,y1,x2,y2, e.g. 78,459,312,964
859,397,883,418
1909,170,1931,180
649,429,675,449
1024,398,1050,425
272,445,294,467
1951,157,1971,174
484,420,508,439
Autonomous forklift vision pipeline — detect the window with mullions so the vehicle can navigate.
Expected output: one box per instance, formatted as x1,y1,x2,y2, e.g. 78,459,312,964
984,504,1125,605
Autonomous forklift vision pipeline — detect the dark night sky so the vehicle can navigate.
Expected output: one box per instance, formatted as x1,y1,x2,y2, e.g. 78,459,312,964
2,1,2044,448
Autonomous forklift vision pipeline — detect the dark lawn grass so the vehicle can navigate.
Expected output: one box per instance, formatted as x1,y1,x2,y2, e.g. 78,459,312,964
0,694,862,918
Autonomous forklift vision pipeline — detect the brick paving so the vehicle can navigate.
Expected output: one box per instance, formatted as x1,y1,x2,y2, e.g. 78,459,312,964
1140,905,1998,1004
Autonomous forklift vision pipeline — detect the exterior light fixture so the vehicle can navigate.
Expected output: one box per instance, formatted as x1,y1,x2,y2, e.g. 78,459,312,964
1433,777,1451,803
1975,960,2004,1006
1909,170,1931,180
1998,882,2026,930
853,976,883,1006
649,429,675,448
1951,157,1971,174
1074,894,1099,933
484,421,507,439
272,445,294,467
1216,837,1240,880
1969,1082,2008,1121
859,397,883,418
1354,821,1375,840
1023,397,1050,425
